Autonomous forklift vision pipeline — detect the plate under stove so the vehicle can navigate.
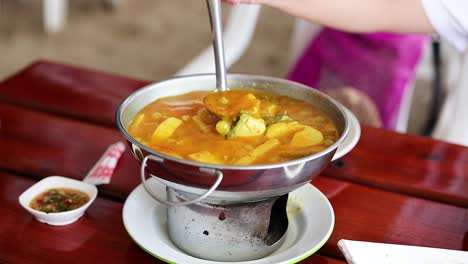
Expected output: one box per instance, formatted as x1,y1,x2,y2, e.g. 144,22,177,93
123,178,335,264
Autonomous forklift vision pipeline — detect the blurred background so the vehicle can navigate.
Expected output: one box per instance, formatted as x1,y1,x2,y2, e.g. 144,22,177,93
0,0,435,135
0,0,293,81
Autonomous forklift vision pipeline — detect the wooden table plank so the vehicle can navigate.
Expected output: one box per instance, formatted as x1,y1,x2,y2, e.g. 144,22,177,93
0,172,157,264
0,60,149,127
0,172,344,264
301,255,346,264
1,61,467,263
2,61,467,207
1,103,467,257
323,127,468,207
2,101,466,259
312,177,468,258
0,103,142,201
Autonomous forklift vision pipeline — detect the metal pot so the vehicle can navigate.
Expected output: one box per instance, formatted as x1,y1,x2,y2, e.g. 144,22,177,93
116,74,349,204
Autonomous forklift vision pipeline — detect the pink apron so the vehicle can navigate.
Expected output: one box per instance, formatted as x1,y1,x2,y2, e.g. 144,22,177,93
288,28,429,129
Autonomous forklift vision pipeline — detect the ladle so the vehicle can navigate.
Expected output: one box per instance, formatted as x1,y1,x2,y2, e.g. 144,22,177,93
206,0,227,92
205,0,249,119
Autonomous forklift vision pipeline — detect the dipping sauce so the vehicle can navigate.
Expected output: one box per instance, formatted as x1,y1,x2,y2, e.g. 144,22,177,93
30,188,90,213
128,89,339,165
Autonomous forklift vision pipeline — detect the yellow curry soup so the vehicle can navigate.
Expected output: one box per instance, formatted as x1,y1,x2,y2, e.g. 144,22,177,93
128,89,338,165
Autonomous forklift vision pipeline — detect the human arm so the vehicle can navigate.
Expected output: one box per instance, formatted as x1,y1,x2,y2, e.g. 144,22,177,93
224,0,434,34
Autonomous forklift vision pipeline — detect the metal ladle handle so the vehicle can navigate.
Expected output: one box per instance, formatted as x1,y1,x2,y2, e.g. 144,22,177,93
207,0,228,92
140,155,223,206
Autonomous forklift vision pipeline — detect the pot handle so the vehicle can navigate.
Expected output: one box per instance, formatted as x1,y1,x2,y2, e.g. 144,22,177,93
140,155,223,206
332,106,361,161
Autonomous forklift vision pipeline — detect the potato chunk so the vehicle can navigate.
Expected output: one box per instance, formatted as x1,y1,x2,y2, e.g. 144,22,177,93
188,151,223,164
150,117,183,144
289,126,323,148
266,121,303,139
130,113,145,131
235,138,280,165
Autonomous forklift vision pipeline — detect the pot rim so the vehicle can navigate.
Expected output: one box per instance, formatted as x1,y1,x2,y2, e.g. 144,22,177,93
115,73,349,170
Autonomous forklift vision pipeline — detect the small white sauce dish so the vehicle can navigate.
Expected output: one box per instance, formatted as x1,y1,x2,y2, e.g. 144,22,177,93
19,176,98,226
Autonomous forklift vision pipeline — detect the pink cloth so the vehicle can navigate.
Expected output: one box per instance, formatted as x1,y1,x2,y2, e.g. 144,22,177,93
287,28,429,129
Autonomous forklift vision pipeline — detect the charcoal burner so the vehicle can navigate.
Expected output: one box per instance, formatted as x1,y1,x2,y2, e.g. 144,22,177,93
166,187,289,261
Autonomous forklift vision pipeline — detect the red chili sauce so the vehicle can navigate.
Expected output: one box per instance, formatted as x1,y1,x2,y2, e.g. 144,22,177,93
30,188,90,213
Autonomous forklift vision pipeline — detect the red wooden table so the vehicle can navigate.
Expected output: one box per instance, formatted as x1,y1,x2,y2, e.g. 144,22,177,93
0,61,466,264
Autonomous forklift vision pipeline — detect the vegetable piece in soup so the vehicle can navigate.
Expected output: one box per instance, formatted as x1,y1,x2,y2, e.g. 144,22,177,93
30,188,90,213
127,89,339,165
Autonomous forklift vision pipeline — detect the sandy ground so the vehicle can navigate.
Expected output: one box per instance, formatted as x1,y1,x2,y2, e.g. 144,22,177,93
0,0,429,133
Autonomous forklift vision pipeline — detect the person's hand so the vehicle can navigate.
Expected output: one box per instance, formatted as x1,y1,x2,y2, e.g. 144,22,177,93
326,87,382,128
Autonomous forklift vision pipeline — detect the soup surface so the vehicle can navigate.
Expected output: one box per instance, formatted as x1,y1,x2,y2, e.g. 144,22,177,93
128,89,339,165
30,188,90,213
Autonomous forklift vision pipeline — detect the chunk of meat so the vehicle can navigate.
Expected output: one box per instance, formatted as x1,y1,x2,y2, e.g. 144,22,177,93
228,113,266,138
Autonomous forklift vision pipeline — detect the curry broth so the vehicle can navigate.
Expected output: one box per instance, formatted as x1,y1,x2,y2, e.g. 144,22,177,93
128,89,338,165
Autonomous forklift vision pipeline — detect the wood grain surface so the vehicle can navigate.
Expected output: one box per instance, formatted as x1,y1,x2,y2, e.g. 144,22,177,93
1,61,466,263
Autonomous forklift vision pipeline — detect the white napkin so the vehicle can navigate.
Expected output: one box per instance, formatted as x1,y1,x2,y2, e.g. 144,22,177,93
338,239,468,264
83,141,126,185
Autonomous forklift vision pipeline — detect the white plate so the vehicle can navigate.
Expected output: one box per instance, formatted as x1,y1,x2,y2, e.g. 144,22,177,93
333,105,361,161
123,179,335,264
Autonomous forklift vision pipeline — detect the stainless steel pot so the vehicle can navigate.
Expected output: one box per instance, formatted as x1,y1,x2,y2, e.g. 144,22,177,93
116,74,349,204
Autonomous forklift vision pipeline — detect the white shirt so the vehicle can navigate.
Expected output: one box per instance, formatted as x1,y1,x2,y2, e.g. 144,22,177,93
421,1,468,147
432,51,468,146
422,0,468,51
